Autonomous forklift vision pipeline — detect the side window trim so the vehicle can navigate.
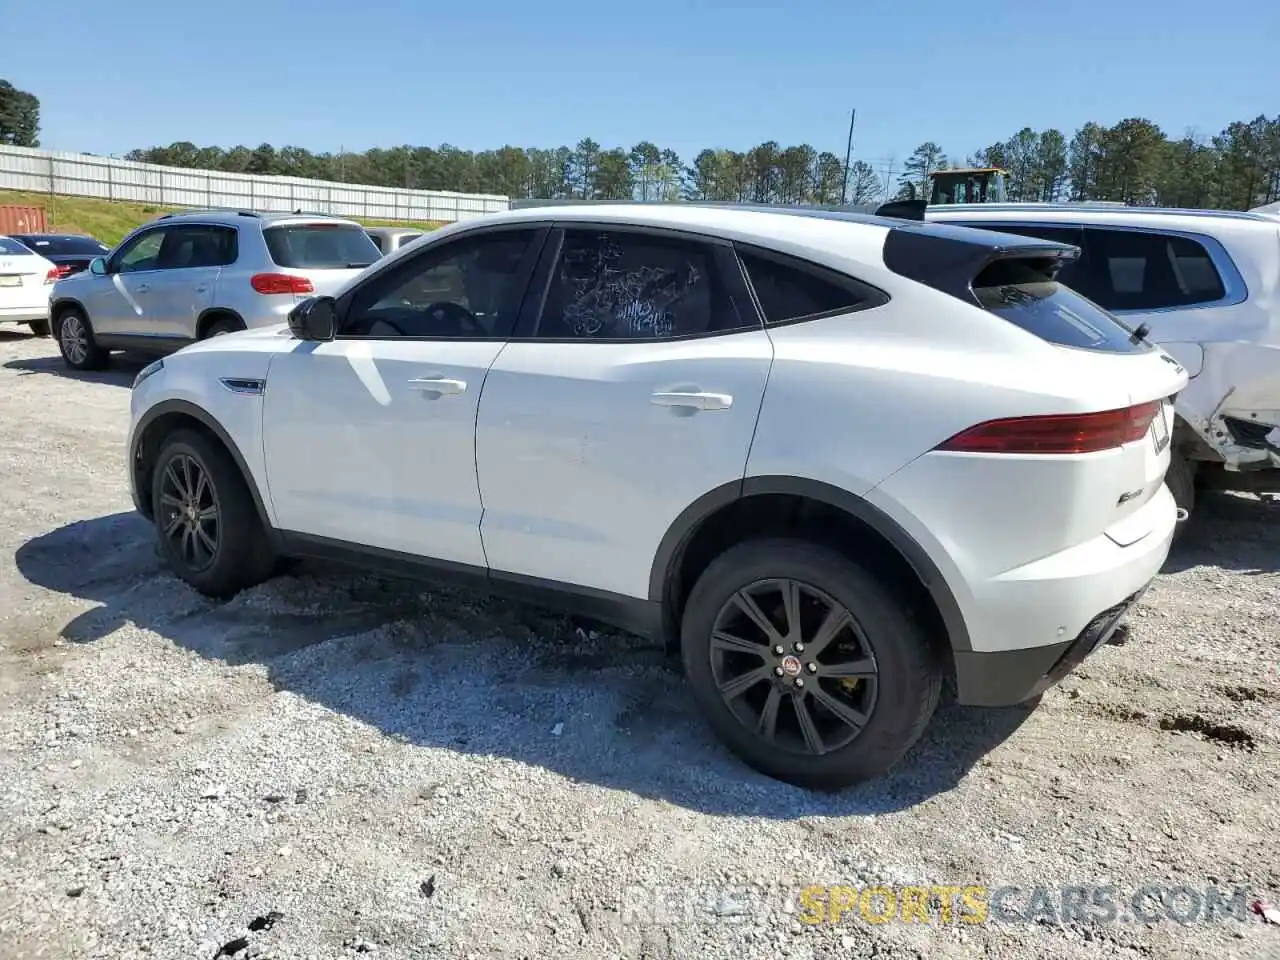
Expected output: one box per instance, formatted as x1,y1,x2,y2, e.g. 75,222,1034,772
1078,225,1247,315
332,225,549,341
733,241,891,327
513,221,760,343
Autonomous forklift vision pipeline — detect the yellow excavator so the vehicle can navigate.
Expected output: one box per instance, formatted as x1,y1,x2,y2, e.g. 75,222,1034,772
926,167,1009,205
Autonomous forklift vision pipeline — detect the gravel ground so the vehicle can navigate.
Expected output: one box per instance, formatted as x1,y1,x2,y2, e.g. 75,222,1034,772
1,329,1278,960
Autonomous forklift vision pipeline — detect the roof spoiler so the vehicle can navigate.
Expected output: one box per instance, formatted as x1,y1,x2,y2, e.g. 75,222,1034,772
874,199,927,221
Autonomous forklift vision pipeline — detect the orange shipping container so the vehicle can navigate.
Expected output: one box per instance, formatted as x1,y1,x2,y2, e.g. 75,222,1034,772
0,205,49,235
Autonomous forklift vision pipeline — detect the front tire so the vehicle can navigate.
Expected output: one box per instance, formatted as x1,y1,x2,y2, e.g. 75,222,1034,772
54,308,108,370
680,538,943,790
28,318,50,337
151,429,278,598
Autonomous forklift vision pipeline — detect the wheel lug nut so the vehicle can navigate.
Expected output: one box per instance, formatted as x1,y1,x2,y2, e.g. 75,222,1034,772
793,678,805,689
793,643,805,653
774,666,785,677
807,662,818,674
772,645,785,656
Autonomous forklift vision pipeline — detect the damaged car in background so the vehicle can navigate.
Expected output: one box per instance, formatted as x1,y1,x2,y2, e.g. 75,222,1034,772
928,203,1280,532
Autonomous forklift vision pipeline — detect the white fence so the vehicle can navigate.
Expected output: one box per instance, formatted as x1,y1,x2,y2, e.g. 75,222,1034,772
0,145,511,223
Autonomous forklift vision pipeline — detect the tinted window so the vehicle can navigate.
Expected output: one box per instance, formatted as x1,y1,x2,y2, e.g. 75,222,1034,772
114,231,166,273
739,250,882,324
1083,228,1226,311
536,229,741,340
366,232,384,253
264,223,380,269
972,257,1148,354
158,226,237,269
343,230,536,339
12,235,109,256
0,237,33,255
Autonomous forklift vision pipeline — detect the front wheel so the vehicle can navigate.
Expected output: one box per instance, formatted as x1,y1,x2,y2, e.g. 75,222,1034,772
151,429,278,598
54,308,108,370
680,538,943,790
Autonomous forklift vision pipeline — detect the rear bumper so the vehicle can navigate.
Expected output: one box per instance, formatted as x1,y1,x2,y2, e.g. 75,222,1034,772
0,305,49,324
954,583,1149,706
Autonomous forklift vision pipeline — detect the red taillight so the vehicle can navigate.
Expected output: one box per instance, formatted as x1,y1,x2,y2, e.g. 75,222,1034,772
44,267,59,284
250,273,314,295
937,402,1161,455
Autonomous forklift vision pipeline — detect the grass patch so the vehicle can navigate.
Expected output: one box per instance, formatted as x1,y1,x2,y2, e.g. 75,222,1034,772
0,189,443,247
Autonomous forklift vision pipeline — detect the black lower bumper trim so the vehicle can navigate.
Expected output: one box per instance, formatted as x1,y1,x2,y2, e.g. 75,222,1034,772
954,585,1149,707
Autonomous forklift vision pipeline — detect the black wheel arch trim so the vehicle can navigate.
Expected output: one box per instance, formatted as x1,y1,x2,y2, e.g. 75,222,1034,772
131,398,273,534
648,475,972,652
49,297,88,322
197,308,247,337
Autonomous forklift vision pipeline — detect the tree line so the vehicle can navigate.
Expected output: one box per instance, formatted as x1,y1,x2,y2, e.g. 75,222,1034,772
3,76,1277,211
124,115,1280,212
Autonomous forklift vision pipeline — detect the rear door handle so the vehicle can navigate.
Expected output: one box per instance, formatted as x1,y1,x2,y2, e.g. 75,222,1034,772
194,283,209,294
135,283,151,293
651,391,734,412
407,377,467,397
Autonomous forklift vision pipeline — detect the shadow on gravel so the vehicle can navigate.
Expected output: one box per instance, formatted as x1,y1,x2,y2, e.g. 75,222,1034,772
1162,492,1280,574
4,352,147,388
16,511,1033,818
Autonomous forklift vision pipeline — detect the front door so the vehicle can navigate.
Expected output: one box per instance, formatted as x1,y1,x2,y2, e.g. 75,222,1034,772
84,226,168,338
475,225,773,600
260,225,546,568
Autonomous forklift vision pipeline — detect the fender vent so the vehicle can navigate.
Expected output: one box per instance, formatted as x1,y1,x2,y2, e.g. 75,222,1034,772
219,378,264,395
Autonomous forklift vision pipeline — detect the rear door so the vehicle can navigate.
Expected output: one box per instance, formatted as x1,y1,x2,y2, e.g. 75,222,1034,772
474,224,772,599
145,224,237,339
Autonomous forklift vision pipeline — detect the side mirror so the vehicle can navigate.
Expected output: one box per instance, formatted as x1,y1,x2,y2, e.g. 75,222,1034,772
288,296,337,341
89,257,108,276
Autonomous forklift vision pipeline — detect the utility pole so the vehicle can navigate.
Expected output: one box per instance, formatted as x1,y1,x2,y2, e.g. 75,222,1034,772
839,108,857,206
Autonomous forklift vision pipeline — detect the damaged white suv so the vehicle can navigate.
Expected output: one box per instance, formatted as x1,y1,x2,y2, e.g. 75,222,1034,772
929,203,1280,528
128,204,1186,789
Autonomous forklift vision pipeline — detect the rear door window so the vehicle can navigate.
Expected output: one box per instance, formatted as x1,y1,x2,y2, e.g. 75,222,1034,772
738,248,886,324
972,257,1149,353
1081,228,1227,311
264,223,381,269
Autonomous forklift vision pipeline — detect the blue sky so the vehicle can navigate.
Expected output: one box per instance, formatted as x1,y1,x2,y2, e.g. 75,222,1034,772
7,0,1278,171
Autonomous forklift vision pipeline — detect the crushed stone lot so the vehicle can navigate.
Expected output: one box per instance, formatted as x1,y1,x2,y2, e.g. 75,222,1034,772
1,330,1278,960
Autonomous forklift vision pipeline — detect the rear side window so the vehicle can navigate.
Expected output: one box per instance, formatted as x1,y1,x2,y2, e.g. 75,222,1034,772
739,249,885,324
1083,228,1226,311
159,225,237,268
366,232,384,253
264,223,381,269
0,237,32,255
972,257,1149,354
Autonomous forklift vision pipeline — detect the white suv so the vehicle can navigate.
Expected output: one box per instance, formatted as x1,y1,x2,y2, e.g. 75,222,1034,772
127,204,1187,789
927,203,1280,527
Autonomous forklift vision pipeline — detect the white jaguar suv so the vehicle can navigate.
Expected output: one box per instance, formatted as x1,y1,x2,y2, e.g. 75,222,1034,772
126,203,1188,789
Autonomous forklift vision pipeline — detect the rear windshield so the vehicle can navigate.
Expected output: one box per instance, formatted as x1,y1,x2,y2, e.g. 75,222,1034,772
0,237,33,255
972,257,1149,354
14,235,109,256
263,224,380,270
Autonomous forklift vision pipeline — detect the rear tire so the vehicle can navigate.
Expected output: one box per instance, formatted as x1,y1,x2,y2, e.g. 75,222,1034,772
28,318,50,337
54,307,108,370
1166,451,1196,541
202,316,245,338
680,537,943,791
150,429,278,598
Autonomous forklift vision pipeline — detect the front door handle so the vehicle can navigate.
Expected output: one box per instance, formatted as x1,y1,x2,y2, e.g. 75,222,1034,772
407,377,467,397
651,391,734,412
194,283,209,294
